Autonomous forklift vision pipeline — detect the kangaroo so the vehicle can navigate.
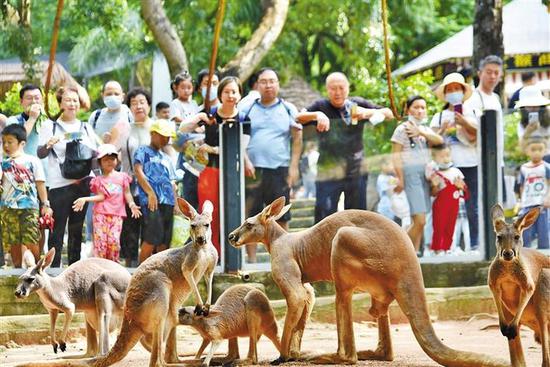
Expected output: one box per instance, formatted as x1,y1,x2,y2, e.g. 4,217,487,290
14,248,131,358
228,196,509,367
489,204,550,367
17,198,218,367
178,284,283,366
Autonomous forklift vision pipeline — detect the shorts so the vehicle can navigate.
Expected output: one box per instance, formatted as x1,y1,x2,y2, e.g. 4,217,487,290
141,204,174,247
246,167,291,222
0,207,40,251
403,165,431,216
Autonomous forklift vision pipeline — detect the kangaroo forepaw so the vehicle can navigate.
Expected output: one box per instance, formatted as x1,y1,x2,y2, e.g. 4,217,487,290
500,323,518,340
194,304,207,316
203,304,210,316
52,343,58,354
270,356,288,365
59,341,67,352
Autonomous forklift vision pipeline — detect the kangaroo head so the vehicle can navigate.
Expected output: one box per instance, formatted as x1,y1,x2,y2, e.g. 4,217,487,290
15,248,55,298
177,198,213,246
491,204,540,262
178,306,222,325
228,196,291,247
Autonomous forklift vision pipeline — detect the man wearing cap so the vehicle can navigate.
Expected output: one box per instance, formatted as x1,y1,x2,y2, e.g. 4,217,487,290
515,85,550,162
431,72,479,251
133,119,178,263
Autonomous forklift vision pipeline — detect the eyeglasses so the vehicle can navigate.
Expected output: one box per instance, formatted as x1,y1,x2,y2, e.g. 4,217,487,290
258,79,279,86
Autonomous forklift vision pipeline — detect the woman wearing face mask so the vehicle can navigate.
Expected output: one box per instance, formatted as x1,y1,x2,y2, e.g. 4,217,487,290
88,80,133,149
392,95,444,256
431,72,479,251
515,85,550,163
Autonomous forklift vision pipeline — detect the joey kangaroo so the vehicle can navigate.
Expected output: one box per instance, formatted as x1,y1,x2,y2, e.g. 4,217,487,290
489,204,550,367
228,196,509,367
17,198,218,367
14,248,130,357
178,284,283,366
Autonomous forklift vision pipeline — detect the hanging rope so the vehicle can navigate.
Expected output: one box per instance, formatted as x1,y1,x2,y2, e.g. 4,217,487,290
204,0,227,116
44,0,64,119
381,0,401,120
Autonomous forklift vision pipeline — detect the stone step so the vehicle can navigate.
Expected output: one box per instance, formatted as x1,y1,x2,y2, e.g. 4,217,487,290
289,198,315,209
290,207,314,218
289,216,314,229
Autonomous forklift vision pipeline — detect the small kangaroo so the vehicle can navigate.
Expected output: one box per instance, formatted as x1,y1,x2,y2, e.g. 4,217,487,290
14,248,131,358
16,198,218,367
178,284,283,367
489,204,550,367
229,196,509,367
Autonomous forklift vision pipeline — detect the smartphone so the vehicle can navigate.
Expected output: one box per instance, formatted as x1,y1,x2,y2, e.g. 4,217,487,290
528,112,540,124
453,104,463,114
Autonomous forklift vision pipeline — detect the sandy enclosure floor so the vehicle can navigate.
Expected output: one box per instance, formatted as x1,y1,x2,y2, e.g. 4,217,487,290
1,319,543,366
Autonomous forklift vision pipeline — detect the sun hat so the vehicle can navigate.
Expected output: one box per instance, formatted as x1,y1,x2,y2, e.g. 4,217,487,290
435,72,473,102
515,85,550,108
96,144,118,159
150,119,177,138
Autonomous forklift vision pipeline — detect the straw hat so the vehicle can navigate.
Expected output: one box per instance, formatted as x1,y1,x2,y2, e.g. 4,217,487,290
435,72,473,102
515,85,550,108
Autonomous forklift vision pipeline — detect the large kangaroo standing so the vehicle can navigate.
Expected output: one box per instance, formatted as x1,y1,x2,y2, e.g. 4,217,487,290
228,197,509,367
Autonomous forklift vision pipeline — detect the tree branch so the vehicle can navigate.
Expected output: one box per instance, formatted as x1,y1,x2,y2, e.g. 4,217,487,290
140,0,188,75
221,0,289,80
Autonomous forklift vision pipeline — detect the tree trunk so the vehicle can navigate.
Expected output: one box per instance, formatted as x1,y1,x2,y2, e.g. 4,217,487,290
221,0,289,80
140,0,188,75
472,0,504,73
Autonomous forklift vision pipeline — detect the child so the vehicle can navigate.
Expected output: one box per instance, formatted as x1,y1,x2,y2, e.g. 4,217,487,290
170,72,199,124
426,144,469,255
0,124,52,267
155,102,171,120
517,136,550,249
376,161,398,222
133,119,178,263
73,144,141,262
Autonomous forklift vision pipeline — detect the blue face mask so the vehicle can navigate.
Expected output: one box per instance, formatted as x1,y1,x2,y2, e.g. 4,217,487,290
445,92,464,106
201,86,218,101
103,95,122,110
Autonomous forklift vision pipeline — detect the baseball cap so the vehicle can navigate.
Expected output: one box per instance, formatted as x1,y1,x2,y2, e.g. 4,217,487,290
150,119,176,138
96,144,118,159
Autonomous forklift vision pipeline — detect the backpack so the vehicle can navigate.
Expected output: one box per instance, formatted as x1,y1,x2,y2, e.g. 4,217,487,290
299,155,310,176
50,122,95,179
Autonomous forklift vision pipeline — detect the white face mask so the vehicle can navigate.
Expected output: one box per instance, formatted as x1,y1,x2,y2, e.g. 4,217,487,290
445,91,464,105
437,161,454,170
201,86,218,101
104,95,122,110
408,115,426,125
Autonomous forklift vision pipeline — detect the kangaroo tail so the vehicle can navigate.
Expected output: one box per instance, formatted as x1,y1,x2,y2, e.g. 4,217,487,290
92,317,142,367
395,279,510,367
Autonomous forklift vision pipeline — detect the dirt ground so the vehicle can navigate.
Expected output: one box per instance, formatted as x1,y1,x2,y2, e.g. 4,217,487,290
0,318,543,366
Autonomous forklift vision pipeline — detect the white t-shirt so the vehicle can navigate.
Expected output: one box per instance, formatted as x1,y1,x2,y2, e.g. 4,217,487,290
38,119,99,189
519,161,550,208
464,88,504,165
169,99,199,121
430,108,478,168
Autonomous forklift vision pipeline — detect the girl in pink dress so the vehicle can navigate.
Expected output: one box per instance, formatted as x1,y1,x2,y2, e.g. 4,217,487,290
73,144,141,261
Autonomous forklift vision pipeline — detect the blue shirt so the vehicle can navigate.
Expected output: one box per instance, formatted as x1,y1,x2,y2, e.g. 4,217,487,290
6,113,48,156
133,145,176,206
240,98,301,169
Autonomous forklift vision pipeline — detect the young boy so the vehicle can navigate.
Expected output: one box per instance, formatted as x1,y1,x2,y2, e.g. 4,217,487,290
426,144,468,255
133,119,177,263
518,136,550,249
0,124,52,267
155,102,171,120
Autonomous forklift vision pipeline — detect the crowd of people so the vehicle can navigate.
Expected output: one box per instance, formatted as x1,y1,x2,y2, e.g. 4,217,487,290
0,55,548,269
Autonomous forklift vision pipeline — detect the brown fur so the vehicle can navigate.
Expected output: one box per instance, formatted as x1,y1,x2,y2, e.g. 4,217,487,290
15,249,130,358
178,284,282,366
489,205,550,367
228,197,509,366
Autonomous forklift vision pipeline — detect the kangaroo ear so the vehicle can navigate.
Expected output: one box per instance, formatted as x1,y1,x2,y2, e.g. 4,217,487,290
40,248,55,271
491,204,506,232
260,197,287,223
177,197,197,220
273,204,292,221
22,250,36,269
514,206,541,232
201,200,214,217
